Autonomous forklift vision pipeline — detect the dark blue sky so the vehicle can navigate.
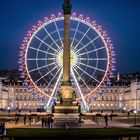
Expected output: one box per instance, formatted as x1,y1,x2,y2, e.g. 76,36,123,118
0,0,140,73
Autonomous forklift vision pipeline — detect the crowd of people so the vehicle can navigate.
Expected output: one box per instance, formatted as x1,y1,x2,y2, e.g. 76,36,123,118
14,113,115,128
15,114,54,128
91,113,116,127
41,116,54,128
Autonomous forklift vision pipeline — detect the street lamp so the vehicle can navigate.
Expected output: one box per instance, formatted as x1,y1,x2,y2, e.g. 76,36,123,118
7,106,11,117
123,107,126,116
134,110,137,126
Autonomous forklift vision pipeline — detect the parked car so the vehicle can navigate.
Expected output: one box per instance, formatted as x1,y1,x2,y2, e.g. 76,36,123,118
37,108,46,112
0,108,5,112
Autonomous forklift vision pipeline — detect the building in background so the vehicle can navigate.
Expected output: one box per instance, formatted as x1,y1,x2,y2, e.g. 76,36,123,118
0,71,140,111
0,81,139,112
0,78,9,109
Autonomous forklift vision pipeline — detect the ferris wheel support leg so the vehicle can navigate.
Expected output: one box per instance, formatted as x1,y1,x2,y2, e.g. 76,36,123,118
71,69,88,109
46,70,63,107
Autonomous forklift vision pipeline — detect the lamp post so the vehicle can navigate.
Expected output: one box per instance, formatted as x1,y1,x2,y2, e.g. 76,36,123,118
123,107,126,116
7,106,10,117
134,110,137,126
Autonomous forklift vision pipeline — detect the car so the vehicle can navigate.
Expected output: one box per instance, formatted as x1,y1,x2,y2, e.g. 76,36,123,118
128,109,137,113
37,108,46,112
0,108,5,112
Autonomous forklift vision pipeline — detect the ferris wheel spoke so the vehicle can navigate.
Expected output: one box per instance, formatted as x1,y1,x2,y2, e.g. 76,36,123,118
29,61,58,73
35,36,58,53
71,68,87,107
75,64,100,84
47,69,63,107
44,66,62,92
75,35,100,54
54,22,63,47
35,64,60,84
27,58,56,61
73,27,91,52
43,27,62,51
77,61,106,73
79,58,107,61
72,66,92,93
78,46,105,56
29,46,56,56
70,22,80,50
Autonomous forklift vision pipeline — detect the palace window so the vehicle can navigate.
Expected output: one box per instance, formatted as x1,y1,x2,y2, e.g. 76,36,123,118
102,97,104,101
106,96,108,101
24,95,26,100
20,95,22,100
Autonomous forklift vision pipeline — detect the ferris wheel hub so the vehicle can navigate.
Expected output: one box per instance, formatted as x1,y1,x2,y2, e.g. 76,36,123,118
57,50,78,67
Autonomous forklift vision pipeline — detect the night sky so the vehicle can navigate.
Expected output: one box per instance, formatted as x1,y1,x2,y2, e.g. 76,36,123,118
0,0,140,74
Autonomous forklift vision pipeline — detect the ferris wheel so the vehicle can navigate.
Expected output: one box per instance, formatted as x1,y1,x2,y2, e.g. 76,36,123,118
19,13,115,107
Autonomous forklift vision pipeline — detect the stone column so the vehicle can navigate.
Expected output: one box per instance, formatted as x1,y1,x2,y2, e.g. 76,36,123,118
63,14,71,82
62,0,72,83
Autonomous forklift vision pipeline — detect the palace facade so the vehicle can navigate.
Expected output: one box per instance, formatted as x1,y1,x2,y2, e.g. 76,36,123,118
0,80,140,112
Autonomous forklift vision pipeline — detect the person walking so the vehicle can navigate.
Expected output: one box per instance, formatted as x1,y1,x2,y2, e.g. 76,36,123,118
50,116,54,128
110,114,113,121
47,116,51,128
44,117,47,127
41,117,45,128
104,114,108,127
127,111,130,117
15,116,19,125
95,113,99,124
23,114,27,125
29,116,32,125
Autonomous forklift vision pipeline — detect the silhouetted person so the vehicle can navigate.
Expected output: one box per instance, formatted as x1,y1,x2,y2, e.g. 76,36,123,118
50,116,54,128
44,118,47,127
24,114,27,125
15,116,19,125
110,114,113,121
78,113,82,123
95,113,99,124
47,116,51,128
41,117,45,127
104,114,108,126
127,111,130,117
29,116,32,125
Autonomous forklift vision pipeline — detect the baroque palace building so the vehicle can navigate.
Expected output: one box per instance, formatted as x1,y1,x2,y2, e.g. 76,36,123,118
0,79,140,112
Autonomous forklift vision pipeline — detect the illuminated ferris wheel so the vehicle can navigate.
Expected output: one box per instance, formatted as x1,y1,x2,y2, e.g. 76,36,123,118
19,13,115,107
